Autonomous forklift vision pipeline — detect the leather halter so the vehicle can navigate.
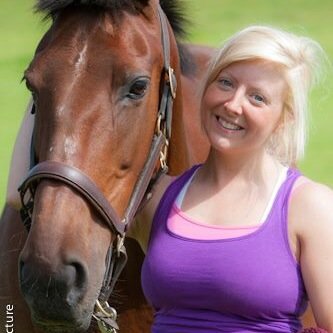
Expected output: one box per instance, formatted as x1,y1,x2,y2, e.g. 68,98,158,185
18,5,176,331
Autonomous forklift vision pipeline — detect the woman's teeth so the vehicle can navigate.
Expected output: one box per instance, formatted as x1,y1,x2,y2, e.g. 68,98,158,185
218,117,242,130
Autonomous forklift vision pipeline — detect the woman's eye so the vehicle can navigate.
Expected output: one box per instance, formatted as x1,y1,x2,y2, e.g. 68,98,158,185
219,78,233,89
127,78,150,100
252,94,266,104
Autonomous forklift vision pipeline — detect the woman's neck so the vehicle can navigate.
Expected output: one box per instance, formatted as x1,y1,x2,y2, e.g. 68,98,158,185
200,148,282,190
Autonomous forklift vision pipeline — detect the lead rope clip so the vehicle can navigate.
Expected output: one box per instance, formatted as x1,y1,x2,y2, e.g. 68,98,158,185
93,300,119,333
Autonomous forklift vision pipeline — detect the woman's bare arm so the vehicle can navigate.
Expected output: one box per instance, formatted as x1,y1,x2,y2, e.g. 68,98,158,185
290,181,333,331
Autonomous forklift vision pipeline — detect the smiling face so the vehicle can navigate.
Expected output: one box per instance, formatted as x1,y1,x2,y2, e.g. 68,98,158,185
201,60,287,157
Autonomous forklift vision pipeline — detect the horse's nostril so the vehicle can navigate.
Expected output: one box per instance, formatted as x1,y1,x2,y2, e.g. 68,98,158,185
19,254,88,307
62,261,88,305
19,258,28,286
19,257,37,289
65,259,88,290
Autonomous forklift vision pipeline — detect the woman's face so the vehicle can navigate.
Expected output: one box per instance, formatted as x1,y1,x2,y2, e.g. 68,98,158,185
201,60,287,156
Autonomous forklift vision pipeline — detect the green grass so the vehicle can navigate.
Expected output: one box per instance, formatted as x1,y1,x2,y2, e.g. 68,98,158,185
0,0,332,208
0,0,47,208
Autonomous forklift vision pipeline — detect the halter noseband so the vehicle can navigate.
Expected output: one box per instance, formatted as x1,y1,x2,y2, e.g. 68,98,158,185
18,6,176,332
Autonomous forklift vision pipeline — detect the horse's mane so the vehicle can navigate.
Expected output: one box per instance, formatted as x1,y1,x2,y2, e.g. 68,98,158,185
35,0,194,75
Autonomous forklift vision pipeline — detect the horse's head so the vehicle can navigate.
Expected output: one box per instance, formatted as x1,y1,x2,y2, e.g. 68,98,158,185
18,0,188,331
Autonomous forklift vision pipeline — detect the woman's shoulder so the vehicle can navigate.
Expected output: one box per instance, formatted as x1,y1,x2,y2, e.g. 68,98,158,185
291,176,333,209
289,176,333,237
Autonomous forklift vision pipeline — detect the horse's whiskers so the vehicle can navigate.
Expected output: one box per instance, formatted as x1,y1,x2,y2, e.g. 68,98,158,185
4,247,22,254
54,279,61,299
45,275,52,298
9,231,26,243
28,275,40,294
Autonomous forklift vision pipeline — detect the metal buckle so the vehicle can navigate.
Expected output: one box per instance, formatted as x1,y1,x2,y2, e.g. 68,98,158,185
168,67,177,99
116,235,125,257
159,138,169,171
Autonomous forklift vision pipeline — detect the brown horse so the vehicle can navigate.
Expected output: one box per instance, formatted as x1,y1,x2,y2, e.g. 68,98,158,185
0,0,315,332
0,1,210,332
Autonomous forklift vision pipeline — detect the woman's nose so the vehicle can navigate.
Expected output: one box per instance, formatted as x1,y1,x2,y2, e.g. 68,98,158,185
224,91,244,115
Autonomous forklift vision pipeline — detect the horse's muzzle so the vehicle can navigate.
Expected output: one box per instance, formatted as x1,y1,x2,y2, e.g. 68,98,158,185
19,255,93,332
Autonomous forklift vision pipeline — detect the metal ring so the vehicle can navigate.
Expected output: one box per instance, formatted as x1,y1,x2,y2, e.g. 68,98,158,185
95,300,117,320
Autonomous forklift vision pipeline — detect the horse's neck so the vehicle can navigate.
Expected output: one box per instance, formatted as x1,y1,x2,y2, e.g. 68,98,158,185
180,44,214,166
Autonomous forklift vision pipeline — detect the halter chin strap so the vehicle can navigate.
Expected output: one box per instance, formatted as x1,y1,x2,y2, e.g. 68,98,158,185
18,5,177,331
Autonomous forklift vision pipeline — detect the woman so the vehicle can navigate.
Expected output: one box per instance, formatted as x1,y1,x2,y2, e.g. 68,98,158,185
6,26,333,331
129,26,333,332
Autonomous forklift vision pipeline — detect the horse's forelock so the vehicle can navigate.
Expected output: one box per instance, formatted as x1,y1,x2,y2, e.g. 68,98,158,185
35,0,188,39
35,0,150,19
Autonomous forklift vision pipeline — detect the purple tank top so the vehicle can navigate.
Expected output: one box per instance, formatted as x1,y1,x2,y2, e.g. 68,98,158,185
141,165,308,332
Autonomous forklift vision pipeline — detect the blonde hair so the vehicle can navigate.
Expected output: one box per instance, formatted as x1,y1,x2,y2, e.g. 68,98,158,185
201,25,327,165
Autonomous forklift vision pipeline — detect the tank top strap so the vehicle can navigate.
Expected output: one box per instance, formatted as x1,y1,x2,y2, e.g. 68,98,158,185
150,165,202,237
266,168,301,223
267,168,302,261
279,167,302,210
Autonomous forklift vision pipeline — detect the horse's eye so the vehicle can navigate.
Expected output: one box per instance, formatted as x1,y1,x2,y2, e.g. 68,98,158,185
127,78,150,100
23,77,34,93
22,75,38,103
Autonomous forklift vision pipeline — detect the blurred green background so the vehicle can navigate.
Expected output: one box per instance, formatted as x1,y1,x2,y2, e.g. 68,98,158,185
0,0,332,209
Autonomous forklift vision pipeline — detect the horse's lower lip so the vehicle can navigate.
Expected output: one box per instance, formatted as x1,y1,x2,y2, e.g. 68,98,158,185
32,315,90,333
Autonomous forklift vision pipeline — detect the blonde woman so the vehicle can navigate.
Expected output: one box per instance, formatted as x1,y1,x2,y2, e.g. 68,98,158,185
132,26,333,332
